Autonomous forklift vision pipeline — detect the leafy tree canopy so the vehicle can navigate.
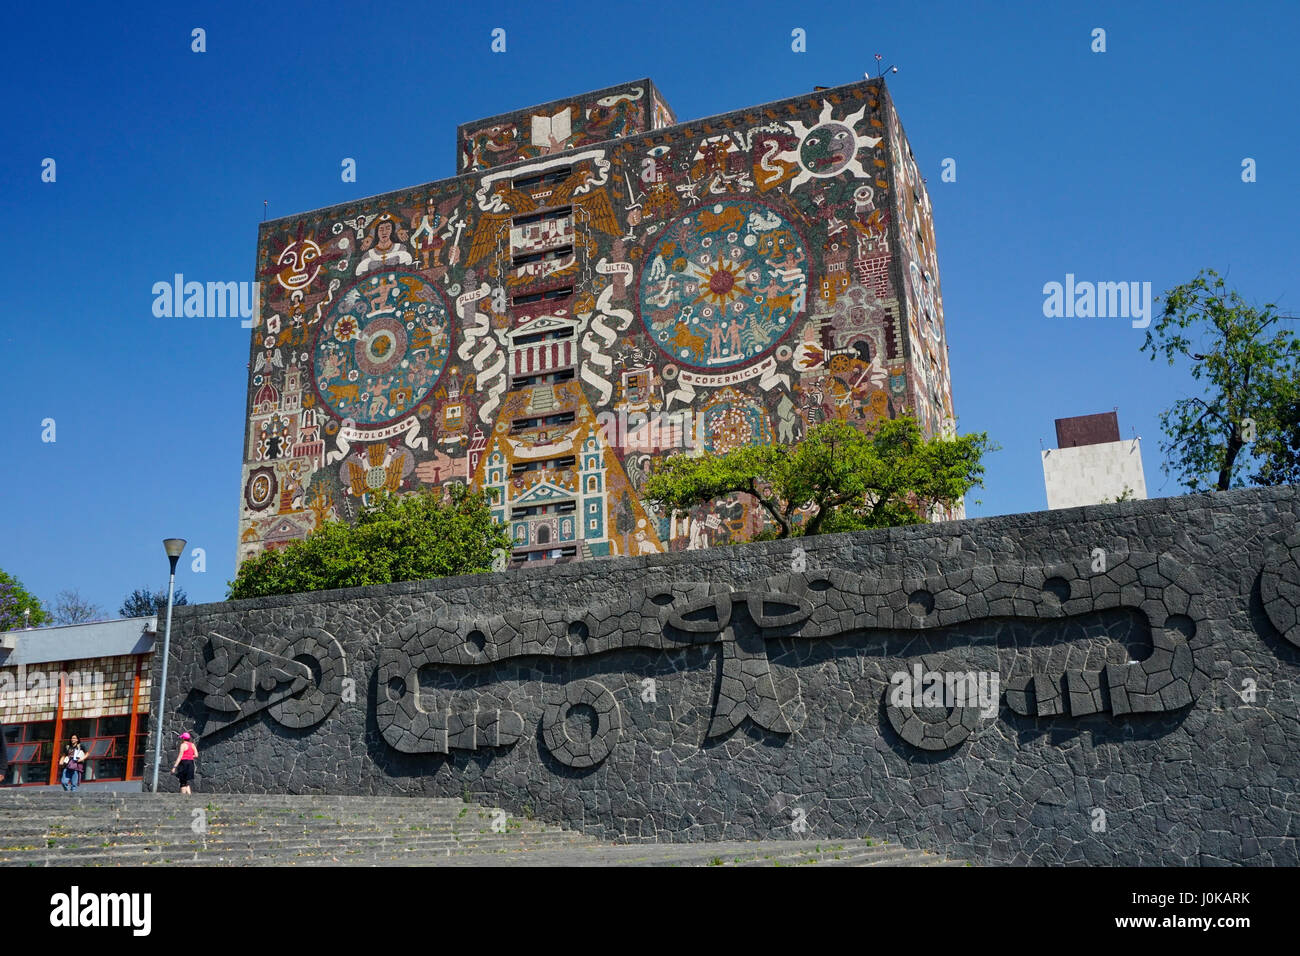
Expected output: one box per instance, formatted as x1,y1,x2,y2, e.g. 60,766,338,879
0,569,47,631
119,586,190,619
643,417,993,539
1142,269,1300,491
228,485,511,600
1254,378,1300,487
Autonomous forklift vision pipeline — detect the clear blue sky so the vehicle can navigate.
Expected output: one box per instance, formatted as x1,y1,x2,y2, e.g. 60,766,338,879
1,0,1295,614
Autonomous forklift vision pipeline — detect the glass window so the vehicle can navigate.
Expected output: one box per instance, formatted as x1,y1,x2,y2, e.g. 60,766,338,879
62,719,93,740
98,715,130,738
95,758,126,780
0,721,68,787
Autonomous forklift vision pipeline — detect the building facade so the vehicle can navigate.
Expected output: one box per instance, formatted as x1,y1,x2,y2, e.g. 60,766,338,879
1042,411,1148,509
0,618,155,787
238,76,956,566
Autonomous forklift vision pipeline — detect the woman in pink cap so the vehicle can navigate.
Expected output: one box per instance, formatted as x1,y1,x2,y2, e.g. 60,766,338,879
171,733,198,794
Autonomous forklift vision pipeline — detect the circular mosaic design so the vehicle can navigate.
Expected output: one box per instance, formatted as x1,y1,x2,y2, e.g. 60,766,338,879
798,122,857,176
245,466,277,512
639,199,808,370
701,398,774,454
312,272,451,426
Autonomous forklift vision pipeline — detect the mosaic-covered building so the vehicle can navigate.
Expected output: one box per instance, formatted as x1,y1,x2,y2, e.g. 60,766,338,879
238,76,956,566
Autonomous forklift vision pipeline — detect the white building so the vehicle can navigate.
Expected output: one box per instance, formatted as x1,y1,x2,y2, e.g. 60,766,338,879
1041,412,1148,509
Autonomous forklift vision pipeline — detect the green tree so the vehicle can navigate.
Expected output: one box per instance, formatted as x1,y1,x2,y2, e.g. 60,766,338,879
119,586,190,619
643,417,992,539
0,569,48,630
228,485,511,599
1142,269,1300,492
1252,383,1300,486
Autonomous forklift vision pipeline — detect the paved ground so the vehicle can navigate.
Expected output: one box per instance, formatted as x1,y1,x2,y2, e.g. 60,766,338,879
0,791,965,867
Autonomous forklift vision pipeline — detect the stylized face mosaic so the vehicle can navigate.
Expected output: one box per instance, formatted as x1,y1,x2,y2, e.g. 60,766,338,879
276,239,322,292
312,272,451,426
798,123,856,175
639,198,807,369
785,100,881,191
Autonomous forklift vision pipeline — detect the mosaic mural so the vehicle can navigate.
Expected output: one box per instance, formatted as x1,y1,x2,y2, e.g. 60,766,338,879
240,76,956,566
456,79,675,173
639,199,806,369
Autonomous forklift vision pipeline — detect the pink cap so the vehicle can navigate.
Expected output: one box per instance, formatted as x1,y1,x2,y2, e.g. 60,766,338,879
181,733,191,740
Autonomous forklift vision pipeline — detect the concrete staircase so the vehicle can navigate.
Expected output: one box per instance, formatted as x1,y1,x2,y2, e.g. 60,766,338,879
0,791,965,867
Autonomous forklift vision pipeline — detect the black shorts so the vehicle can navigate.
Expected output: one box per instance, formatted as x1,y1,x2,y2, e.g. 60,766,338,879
176,760,194,785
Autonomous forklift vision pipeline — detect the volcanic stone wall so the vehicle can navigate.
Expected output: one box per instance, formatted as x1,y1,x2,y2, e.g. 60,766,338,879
150,486,1300,865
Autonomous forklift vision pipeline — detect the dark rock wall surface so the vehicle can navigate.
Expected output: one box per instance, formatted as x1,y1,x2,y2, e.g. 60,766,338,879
148,486,1300,865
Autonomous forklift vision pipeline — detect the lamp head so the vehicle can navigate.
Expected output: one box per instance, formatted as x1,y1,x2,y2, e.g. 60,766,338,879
164,538,187,574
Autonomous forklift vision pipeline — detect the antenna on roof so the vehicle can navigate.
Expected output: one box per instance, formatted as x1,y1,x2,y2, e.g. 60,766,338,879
263,200,268,222
873,54,899,78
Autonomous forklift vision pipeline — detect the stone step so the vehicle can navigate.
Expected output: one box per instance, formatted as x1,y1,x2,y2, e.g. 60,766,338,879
2,845,588,867
0,815,513,830
0,790,465,801
0,832,595,853
0,820,590,841
0,803,494,815
3,839,944,868
0,815,563,836
0,792,962,866
0,832,595,857
723,843,907,866
0,796,474,810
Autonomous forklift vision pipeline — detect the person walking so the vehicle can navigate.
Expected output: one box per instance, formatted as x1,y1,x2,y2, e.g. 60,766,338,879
59,736,86,792
171,732,198,794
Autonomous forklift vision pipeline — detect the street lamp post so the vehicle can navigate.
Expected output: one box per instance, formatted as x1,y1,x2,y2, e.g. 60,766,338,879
150,538,186,793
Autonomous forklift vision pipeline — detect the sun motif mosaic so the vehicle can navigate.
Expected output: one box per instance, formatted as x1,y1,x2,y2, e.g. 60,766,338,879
638,198,808,370
784,100,882,191
311,272,452,426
